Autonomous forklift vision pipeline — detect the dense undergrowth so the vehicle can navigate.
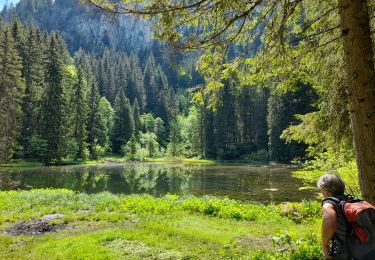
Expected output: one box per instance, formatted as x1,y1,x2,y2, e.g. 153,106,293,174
292,159,360,197
0,189,323,259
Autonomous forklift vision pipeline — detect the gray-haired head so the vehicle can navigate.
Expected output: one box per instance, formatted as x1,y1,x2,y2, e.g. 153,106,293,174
317,173,345,196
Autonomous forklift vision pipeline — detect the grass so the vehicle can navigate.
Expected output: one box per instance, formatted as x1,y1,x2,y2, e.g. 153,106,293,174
144,157,215,164
0,189,323,259
0,156,215,169
0,160,44,168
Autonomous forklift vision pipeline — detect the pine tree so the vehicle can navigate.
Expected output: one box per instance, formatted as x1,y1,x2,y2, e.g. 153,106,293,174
133,98,140,137
203,108,216,158
21,25,44,154
70,67,88,159
11,18,24,54
253,88,269,152
168,120,181,156
143,53,157,112
111,89,134,154
195,105,205,158
0,27,24,162
268,81,317,163
39,33,65,164
86,77,101,156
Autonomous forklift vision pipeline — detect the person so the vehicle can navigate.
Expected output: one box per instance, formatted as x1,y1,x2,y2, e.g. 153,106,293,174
317,173,348,259
318,173,375,260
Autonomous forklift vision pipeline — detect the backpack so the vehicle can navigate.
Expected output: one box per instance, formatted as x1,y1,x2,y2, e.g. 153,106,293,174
323,196,375,259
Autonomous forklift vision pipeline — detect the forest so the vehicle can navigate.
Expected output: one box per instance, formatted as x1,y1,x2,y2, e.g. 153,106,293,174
0,0,323,165
0,0,374,259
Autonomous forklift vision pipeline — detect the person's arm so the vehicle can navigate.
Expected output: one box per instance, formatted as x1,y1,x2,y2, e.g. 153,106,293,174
322,203,337,258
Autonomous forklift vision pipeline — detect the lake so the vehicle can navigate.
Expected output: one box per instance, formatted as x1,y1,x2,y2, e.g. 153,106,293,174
0,163,318,203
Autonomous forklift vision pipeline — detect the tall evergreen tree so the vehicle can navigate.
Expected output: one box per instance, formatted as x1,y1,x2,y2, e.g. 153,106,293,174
86,77,101,156
70,67,88,159
39,33,65,164
268,81,317,163
0,27,24,162
21,25,44,154
133,98,141,137
143,53,157,112
203,108,216,158
111,89,134,154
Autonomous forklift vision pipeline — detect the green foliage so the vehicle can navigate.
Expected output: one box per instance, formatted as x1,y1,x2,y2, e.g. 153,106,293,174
278,201,321,224
86,79,101,158
27,134,48,160
268,79,318,163
97,97,114,149
272,233,323,259
111,90,134,154
244,150,270,162
0,189,321,259
0,26,24,162
69,67,88,159
293,160,360,198
0,189,323,259
122,135,139,160
60,138,79,160
122,131,163,160
139,132,160,158
39,33,67,164
121,194,285,222
92,144,107,159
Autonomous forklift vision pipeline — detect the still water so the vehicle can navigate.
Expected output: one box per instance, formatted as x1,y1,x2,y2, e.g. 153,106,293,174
0,163,318,202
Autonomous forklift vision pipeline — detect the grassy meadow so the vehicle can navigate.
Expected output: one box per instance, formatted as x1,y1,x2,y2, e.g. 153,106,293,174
0,189,323,259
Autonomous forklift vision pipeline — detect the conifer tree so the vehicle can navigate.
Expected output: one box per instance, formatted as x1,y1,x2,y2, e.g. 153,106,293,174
0,27,24,162
168,120,181,156
143,53,157,112
133,98,141,137
111,89,134,154
86,77,101,156
203,108,215,158
39,33,65,164
21,25,44,154
70,67,88,159
268,81,317,163
194,105,205,158
11,18,24,54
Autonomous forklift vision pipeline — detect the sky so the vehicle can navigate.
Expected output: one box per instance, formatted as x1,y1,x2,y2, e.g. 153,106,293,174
0,0,19,10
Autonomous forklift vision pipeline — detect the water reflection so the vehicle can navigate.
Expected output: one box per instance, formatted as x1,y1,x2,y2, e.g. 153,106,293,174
0,163,318,202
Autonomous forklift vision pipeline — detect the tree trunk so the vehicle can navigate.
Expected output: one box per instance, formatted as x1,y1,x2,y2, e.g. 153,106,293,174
339,0,375,204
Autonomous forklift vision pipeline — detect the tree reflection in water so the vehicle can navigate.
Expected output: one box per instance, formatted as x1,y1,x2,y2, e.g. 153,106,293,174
119,165,192,196
0,164,317,202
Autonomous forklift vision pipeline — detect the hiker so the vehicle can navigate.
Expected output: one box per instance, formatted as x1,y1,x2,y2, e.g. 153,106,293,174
318,173,375,259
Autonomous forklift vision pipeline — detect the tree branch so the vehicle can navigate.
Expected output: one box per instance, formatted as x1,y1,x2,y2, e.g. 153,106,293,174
289,25,341,44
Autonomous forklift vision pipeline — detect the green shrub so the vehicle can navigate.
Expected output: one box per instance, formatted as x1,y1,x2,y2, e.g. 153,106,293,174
272,232,323,259
28,134,48,160
92,144,107,159
278,201,321,223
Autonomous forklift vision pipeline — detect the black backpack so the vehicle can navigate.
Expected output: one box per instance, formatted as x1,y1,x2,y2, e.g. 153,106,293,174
323,196,375,259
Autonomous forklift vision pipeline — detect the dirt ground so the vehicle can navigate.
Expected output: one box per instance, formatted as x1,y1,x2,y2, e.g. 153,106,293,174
4,213,65,236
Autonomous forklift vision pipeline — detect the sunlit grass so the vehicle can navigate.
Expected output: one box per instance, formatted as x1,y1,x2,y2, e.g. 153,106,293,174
0,160,43,168
145,157,215,164
0,189,323,259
